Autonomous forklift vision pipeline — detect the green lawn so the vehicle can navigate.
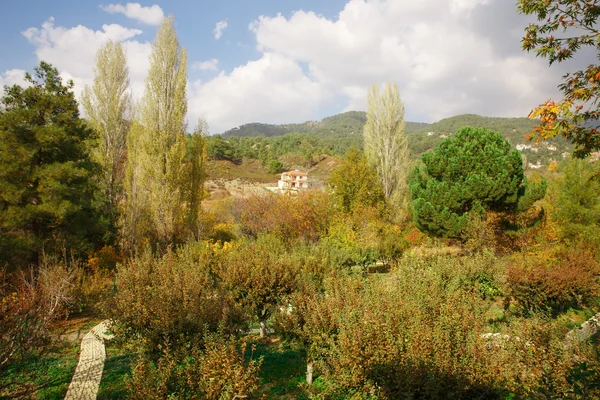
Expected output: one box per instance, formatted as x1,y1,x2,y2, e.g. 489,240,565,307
244,337,308,398
0,342,79,400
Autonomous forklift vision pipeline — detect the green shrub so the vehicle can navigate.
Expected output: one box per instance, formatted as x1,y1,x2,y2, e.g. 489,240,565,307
127,334,262,399
275,253,591,398
108,242,245,351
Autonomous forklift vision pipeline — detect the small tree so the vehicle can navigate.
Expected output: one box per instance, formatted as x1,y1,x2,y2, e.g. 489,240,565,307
410,127,546,238
518,0,600,157
328,148,385,214
267,159,283,174
218,236,298,338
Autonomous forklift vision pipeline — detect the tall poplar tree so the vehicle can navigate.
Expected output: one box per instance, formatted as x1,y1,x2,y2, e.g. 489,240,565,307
134,15,191,246
363,82,409,206
82,40,132,232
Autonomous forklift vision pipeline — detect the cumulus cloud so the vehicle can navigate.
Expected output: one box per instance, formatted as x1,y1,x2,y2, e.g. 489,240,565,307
188,53,330,132
22,17,150,101
193,59,219,71
0,69,27,89
101,3,164,25
213,20,228,40
16,0,572,134
248,0,564,123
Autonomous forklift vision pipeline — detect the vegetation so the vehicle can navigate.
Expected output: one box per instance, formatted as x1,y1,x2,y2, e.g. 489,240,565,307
124,16,205,250
3,12,600,400
82,40,132,235
328,148,385,213
0,62,105,268
519,0,600,157
211,112,569,169
363,82,410,209
410,127,546,237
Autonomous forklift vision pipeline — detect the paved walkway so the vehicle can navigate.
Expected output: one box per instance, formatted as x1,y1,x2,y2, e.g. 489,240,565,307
64,320,113,400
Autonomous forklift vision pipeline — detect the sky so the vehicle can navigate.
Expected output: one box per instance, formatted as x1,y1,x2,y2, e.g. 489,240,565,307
0,0,588,134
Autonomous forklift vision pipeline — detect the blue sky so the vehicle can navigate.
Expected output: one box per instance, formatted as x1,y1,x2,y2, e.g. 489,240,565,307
0,0,580,133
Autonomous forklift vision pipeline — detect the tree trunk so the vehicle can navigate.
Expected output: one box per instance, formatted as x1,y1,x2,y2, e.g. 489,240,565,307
259,321,267,338
306,361,314,385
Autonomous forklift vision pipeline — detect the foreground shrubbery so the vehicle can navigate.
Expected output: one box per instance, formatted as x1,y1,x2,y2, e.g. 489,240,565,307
275,252,600,399
506,248,600,314
128,334,262,400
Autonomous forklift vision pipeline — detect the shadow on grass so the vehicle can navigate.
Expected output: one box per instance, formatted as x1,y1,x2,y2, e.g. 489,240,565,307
97,353,135,400
0,345,79,400
245,338,308,398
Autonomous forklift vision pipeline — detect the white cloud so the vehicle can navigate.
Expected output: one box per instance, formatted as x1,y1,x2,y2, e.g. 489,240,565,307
101,3,164,25
14,0,570,135
213,20,228,40
193,59,219,71
189,53,330,132
0,69,27,90
245,0,565,124
22,17,150,102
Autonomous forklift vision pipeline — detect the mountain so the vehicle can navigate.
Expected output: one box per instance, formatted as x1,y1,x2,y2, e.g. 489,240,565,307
221,112,536,139
216,111,571,167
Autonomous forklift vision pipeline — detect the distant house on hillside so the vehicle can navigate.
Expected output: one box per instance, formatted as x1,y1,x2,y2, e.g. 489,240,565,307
278,170,309,191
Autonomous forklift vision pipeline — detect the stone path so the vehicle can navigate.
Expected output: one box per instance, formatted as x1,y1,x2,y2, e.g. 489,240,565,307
565,311,600,349
64,320,113,400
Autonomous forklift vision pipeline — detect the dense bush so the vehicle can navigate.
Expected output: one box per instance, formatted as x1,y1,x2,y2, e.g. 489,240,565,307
275,253,594,398
547,158,600,245
506,248,600,314
108,242,245,350
0,258,88,369
128,334,261,400
230,190,332,242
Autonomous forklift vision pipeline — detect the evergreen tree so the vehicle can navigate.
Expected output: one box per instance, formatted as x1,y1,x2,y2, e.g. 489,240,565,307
410,127,546,238
0,62,104,266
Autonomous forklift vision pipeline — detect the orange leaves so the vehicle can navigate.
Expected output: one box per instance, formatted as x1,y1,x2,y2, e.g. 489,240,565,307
527,99,576,141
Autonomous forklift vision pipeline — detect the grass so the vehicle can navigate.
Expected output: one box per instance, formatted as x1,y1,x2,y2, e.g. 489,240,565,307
0,341,79,400
97,338,138,399
244,336,308,399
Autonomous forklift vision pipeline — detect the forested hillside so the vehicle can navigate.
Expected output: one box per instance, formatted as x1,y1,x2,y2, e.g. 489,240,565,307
214,112,570,168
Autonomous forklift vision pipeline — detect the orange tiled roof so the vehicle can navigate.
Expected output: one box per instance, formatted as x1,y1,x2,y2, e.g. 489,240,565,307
283,170,308,176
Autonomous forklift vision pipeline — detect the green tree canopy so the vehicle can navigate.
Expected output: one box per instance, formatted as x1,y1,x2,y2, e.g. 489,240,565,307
0,62,105,267
328,148,385,214
410,127,546,237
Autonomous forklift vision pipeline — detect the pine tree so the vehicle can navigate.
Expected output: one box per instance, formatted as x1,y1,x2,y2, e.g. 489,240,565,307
410,127,546,238
0,62,105,266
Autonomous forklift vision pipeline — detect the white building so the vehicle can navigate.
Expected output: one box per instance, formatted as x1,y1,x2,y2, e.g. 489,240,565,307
278,170,309,191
